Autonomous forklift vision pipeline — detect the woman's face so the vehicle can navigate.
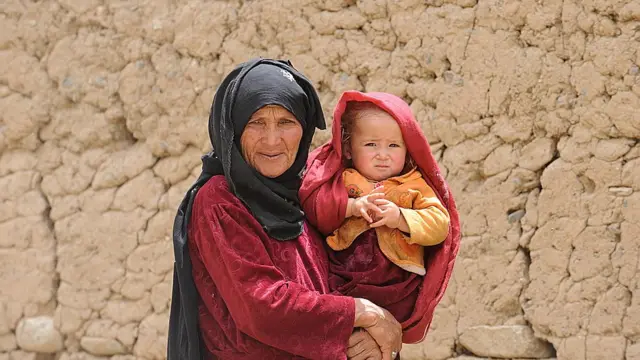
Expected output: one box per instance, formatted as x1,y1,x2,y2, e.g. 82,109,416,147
240,105,303,178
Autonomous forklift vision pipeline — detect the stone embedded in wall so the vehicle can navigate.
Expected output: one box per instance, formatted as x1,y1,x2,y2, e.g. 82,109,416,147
91,144,157,190
79,337,126,356
402,305,458,360
133,313,168,360
15,317,63,353
483,144,517,176
594,138,634,162
458,325,555,358
53,306,91,335
518,138,556,172
609,186,633,196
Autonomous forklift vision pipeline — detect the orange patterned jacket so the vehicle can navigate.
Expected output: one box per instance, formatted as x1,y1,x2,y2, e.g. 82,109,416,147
327,167,450,275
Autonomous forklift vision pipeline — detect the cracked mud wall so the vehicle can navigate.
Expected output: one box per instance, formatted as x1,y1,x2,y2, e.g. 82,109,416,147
0,0,639,359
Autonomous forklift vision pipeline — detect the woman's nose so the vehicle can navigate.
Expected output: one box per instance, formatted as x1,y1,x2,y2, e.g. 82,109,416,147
263,127,281,146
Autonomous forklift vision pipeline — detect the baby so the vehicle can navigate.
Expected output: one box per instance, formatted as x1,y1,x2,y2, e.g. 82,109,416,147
300,91,460,342
328,100,451,277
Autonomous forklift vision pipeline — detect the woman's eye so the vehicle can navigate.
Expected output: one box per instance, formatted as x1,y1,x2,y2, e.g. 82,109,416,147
279,119,295,125
248,120,264,126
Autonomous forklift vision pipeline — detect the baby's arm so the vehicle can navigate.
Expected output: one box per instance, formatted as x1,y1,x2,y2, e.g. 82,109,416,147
399,185,450,246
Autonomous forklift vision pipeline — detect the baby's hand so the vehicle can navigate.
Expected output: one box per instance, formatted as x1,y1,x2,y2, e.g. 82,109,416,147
351,192,386,223
369,199,407,231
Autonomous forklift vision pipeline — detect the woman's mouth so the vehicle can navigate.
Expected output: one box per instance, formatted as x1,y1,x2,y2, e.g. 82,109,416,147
260,153,283,159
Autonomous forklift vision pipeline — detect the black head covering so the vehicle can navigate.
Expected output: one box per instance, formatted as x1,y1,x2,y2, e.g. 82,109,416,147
167,58,325,360
213,61,324,240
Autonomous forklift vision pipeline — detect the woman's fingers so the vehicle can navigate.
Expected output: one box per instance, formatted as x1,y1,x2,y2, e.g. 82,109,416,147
347,330,383,360
388,313,403,356
379,307,403,357
357,303,402,360
347,331,368,357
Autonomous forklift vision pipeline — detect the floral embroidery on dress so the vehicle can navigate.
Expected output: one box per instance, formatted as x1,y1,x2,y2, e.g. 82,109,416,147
346,184,363,197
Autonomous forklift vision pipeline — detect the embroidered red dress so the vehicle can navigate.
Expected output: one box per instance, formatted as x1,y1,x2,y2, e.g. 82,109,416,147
188,175,355,360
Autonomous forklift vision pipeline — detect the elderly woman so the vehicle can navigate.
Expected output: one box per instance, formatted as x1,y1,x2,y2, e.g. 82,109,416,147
168,59,402,360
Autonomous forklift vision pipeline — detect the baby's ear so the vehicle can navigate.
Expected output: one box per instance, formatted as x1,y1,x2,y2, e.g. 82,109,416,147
343,146,352,159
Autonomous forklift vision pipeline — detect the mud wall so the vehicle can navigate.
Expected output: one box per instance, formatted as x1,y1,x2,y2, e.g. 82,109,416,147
1,0,639,359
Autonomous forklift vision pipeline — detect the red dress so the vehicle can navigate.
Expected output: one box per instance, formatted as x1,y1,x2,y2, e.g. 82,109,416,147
188,175,355,360
328,229,421,324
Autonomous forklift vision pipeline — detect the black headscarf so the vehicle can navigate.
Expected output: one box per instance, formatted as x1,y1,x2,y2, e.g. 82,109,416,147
167,58,326,360
214,61,325,240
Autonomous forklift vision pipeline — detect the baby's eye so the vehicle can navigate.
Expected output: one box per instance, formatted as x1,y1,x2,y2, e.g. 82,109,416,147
390,143,401,148
364,143,376,147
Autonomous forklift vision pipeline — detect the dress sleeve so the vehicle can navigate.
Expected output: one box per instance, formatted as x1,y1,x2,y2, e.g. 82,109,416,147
399,185,451,246
301,172,349,235
191,203,355,360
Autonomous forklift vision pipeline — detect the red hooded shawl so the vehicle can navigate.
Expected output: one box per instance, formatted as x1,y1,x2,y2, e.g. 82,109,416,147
299,91,461,343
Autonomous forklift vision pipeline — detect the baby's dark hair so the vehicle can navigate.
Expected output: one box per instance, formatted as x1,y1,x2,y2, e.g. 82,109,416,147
340,101,416,170
341,101,380,151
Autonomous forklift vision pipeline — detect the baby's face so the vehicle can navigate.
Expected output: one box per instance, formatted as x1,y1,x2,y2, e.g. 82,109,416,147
347,109,407,181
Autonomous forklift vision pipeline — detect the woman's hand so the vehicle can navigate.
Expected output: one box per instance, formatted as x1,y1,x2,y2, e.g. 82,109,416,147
354,298,402,360
347,329,382,360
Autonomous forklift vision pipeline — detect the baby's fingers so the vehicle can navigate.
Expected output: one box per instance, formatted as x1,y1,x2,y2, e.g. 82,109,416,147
360,207,373,223
373,199,391,206
366,203,384,217
367,192,386,202
369,218,386,228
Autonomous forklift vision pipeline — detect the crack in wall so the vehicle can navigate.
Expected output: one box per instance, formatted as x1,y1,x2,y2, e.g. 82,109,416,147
462,4,478,61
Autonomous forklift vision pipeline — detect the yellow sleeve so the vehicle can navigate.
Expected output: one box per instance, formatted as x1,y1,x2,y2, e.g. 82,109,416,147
398,184,450,246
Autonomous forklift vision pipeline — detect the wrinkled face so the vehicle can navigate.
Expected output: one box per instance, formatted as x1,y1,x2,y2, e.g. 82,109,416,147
240,105,303,178
346,109,407,181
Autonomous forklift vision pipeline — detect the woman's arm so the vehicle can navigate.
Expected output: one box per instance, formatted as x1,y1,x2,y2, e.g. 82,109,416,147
193,204,353,359
193,203,401,360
